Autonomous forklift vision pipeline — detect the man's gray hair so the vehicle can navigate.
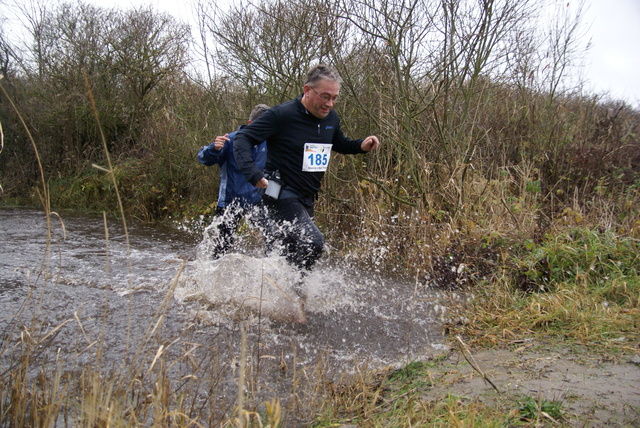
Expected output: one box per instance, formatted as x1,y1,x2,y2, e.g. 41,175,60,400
249,104,270,122
305,64,342,87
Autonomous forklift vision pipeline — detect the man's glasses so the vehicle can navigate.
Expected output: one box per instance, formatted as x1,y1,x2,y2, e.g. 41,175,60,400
310,86,340,104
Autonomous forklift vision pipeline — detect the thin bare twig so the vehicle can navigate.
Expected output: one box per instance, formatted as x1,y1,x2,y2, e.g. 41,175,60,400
455,335,501,393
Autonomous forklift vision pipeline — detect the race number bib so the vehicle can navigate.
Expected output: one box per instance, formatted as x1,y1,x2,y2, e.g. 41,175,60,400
302,143,332,172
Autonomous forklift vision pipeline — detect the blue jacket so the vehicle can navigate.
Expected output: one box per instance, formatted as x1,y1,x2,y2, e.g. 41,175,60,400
197,125,267,208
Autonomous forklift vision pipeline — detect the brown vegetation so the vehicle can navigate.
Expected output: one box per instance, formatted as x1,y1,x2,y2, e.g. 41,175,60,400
1,0,638,278
1,0,639,424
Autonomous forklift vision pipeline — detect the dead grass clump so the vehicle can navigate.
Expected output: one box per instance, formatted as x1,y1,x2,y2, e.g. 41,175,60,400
318,160,545,284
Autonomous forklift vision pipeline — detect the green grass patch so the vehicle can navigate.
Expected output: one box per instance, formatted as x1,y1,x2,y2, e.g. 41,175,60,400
448,227,640,349
515,228,639,299
516,396,565,425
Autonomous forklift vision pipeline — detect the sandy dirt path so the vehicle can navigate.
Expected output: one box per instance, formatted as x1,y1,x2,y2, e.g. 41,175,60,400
424,343,640,426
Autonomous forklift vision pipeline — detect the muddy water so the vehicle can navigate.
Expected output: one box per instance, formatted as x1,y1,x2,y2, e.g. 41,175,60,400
0,207,448,424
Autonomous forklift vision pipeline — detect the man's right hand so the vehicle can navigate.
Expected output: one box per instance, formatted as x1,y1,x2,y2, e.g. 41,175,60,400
256,177,268,189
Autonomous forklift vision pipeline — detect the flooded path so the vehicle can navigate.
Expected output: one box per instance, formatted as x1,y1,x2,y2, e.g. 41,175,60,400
0,207,448,424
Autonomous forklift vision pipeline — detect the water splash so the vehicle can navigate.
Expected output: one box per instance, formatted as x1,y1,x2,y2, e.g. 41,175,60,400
177,254,306,323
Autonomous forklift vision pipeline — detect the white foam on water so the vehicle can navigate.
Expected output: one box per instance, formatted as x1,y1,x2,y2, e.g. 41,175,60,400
300,266,366,313
176,248,372,325
176,253,307,323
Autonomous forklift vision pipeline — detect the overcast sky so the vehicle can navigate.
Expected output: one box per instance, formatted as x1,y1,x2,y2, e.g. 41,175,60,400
581,0,640,107
5,0,640,108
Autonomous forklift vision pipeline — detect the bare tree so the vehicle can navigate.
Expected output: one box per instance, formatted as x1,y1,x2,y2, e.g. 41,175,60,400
13,1,119,168
537,0,588,103
326,0,438,210
0,17,17,78
111,7,191,107
199,0,348,103
10,1,192,168
12,0,49,78
328,0,536,212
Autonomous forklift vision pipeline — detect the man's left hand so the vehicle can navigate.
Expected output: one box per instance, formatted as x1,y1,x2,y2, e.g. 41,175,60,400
361,136,380,152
